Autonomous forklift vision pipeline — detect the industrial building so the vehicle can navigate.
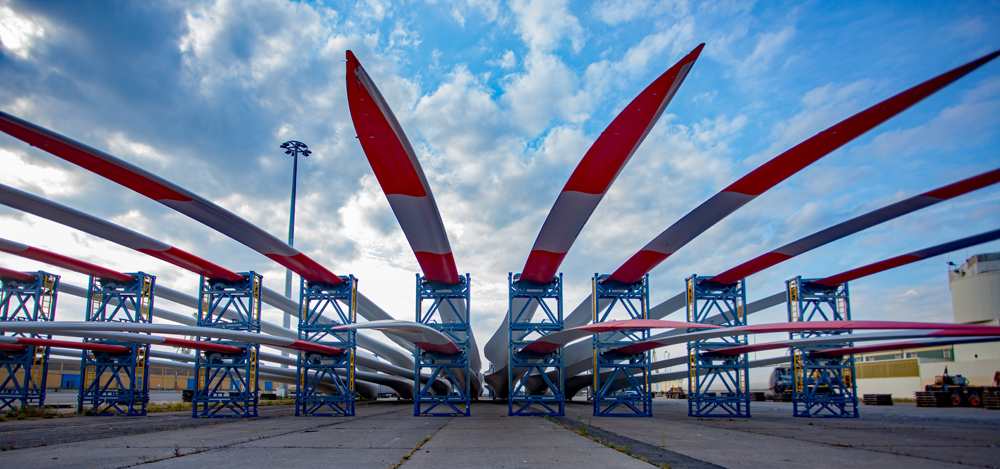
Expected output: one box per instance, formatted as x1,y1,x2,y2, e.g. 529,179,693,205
853,253,1000,397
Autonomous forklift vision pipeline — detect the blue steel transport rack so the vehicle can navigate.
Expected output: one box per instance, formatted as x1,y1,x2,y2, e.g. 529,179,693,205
0,271,59,411
193,272,261,418
786,276,858,418
687,275,751,418
592,273,652,417
415,273,471,416
486,363,496,399
296,275,357,416
508,272,564,416
79,272,154,416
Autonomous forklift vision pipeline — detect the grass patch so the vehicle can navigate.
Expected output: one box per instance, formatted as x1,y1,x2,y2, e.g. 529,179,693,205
0,406,67,421
147,402,193,413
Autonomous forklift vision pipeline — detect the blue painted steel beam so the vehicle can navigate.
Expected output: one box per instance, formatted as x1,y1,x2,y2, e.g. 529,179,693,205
79,272,153,416
415,274,471,416
296,276,357,417
687,275,750,418
786,277,858,418
592,274,652,417
192,272,260,418
0,271,58,411
508,273,564,416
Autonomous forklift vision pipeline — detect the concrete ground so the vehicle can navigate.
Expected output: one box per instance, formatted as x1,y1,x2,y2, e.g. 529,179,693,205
0,398,997,468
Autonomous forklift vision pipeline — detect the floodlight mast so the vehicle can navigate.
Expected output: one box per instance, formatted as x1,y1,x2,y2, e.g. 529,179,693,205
279,140,311,396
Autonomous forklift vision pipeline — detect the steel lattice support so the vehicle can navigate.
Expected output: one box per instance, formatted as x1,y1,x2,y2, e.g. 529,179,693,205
415,273,471,417
687,275,750,418
193,272,261,418
79,273,153,416
296,276,356,417
0,271,59,411
786,276,858,418
508,272,564,416
592,274,652,417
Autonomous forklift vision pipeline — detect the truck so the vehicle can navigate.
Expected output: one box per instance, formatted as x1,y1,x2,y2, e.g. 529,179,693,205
915,368,1000,407
768,367,794,401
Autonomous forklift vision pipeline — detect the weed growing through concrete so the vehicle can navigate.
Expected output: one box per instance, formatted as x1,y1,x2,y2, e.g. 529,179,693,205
391,416,453,469
544,416,666,469
0,405,66,421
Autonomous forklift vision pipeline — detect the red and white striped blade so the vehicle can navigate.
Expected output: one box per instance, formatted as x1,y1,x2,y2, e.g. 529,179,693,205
521,44,705,283
0,321,344,355
710,168,1000,285
821,336,1000,356
705,328,1000,356
607,49,1000,284
0,335,129,353
346,51,459,284
0,111,343,285
334,320,461,355
0,236,134,282
609,320,1000,355
814,228,1000,287
0,183,242,281
0,266,37,281
484,45,705,375
520,319,722,355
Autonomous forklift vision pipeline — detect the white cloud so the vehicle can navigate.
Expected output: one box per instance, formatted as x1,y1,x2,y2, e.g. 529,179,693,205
618,20,695,76
510,0,585,53
488,49,516,69
0,147,78,197
438,0,502,26
389,21,421,49
736,25,796,79
502,51,594,133
591,0,690,25
357,0,393,21
0,4,45,59
179,0,327,92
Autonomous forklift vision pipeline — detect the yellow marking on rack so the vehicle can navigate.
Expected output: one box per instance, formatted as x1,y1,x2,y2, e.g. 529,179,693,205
349,349,355,393
593,348,599,393
794,350,804,394
249,347,258,393
686,278,695,323
592,277,598,323
30,347,45,391
136,346,147,392
139,275,152,322
688,348,696,394
83,356,96,391
197,364,205,391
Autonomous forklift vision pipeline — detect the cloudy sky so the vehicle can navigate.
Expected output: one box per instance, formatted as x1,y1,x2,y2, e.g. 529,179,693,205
1,0,998,371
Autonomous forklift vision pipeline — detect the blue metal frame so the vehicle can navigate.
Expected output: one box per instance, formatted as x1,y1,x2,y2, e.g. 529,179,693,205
687,275,750,418
415,273,471,417
296,275,356,417
79,273,153,416
0,271,58,411
193,272,260,418
508,272,564,416
786,277,858,418
486,364,496,399
592,274,651,417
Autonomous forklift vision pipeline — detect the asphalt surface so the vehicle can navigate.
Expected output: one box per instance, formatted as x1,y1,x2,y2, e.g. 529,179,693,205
0,398,998,468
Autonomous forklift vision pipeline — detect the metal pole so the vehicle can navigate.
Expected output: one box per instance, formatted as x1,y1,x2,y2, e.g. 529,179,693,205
279,141,310,397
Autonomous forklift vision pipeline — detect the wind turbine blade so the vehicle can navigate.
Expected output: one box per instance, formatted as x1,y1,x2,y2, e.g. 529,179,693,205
608,49,1000,283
